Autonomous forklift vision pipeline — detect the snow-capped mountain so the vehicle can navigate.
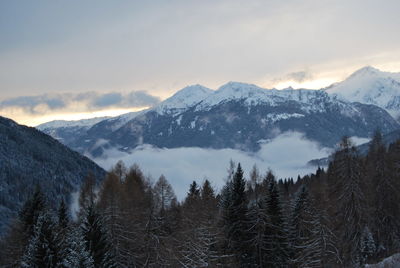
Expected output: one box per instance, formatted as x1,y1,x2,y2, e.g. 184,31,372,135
326,66,400,119
37,80,400,158
0,116,105,234
155,84,213,115
37,116,110,130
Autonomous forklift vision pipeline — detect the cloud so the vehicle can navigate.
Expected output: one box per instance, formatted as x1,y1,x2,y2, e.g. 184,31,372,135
272,70,314,84
92,131,332,200
286,71,314,83
0,90,160,115
349,136,370,146
1,0,400,99
1,95,67,114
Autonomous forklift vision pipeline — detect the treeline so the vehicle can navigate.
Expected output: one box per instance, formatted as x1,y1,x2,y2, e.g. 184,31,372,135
1,132,400,267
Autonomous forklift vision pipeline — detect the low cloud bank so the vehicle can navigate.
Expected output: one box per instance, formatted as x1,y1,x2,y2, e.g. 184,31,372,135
0,90,160,115
93,132,332,200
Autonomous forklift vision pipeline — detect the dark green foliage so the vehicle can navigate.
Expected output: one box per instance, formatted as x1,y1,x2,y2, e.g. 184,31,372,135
58,199,69,230
264,179,289,267
19,186,47,236
20,213,62,268
328,137,365,266
222,163,253,267
59,227,94,268
80,203,116,268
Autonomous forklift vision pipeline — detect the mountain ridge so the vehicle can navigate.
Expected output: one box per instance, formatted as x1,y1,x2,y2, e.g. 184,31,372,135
36,66,400,158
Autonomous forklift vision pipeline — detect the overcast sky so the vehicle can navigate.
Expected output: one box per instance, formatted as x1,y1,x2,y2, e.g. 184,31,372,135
1,0,400,125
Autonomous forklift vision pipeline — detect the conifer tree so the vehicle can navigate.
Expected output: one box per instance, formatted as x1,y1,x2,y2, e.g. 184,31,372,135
360,226,376,265
20,212,62,268
367,132,400,256
80,202,116,268
222,163,252,267
289,185,338,267
328,136,365,266
59,227,94,268
19,185,47,236
1,185,47,266
264,179,289,267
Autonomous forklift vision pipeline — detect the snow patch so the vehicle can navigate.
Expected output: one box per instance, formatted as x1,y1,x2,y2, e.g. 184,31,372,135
265,113,305,123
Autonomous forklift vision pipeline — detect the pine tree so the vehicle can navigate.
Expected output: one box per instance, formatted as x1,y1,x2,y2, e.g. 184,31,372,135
0,186,47,266
222,163,252,267
328,136,365,266
264,179,289,267
59,227,94,268
289,185,338,267
80,203,116,268
367,132,400,256
20,212,62,268
246,165,269,268
178,181,220,267
360,226,376,265
19,185,47,236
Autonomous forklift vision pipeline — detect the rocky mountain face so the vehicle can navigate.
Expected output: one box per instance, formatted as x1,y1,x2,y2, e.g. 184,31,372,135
0,116,105,235
38,79,399,158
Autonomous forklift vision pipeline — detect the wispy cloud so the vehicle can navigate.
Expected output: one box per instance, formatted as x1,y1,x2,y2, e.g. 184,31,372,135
271,70,314,85
0,90,160,115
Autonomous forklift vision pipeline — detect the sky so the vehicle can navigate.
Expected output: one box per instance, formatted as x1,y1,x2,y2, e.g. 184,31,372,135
1,0,400,126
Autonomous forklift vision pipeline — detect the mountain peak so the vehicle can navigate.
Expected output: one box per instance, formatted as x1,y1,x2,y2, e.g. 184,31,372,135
218,81,262,92
155,84,213,115
349,65,381,78
326,66,400,118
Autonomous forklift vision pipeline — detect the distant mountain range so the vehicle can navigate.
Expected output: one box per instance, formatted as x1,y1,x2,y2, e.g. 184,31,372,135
38,66,400,158
0,116,105,235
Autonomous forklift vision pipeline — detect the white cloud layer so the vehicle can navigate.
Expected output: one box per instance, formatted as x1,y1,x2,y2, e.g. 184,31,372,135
93,132,332,199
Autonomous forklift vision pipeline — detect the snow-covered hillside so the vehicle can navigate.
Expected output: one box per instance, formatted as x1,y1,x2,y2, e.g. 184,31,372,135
155,84,213,115
37,116,110,130
36,66,400,157
326,66,400,119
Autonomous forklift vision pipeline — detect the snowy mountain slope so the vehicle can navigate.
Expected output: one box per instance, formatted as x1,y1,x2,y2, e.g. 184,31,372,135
326,66,400,119
0,116,105,235
38,111,144,148
36,71,400,158
98,89,397,156
155,84,213,115
37,116,110,130
44,82,397,157
196,82,329,112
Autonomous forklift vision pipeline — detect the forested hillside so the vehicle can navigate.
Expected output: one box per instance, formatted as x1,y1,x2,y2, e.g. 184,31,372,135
1,132,399,267
0,116,105,235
